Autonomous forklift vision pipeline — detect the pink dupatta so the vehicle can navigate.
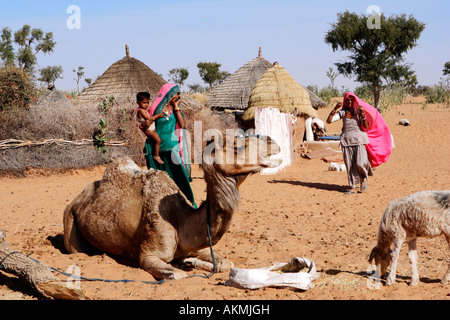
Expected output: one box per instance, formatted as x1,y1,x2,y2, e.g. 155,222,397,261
343,92,392,167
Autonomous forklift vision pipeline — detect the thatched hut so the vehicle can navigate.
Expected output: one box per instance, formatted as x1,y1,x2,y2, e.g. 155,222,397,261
242,62,317,120
242,62,318,157
208,47,273,111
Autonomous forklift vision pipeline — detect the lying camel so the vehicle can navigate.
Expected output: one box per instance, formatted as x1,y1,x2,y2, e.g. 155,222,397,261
64,134,280,280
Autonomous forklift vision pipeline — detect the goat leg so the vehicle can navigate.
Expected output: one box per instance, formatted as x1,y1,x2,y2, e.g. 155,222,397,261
408,239,419,286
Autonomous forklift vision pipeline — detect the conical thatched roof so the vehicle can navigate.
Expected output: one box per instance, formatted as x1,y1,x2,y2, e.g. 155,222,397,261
74,45,202,112
208,48,273,110
242,62,318,120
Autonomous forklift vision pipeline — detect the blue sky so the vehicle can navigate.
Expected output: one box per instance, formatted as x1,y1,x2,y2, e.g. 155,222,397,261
1,0,449,91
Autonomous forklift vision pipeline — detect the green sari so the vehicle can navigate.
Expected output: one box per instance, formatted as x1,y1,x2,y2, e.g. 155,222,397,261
144,84,197,208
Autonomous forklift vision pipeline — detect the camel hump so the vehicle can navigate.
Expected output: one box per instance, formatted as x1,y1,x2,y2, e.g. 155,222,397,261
102,156,180,196
102,156,148,181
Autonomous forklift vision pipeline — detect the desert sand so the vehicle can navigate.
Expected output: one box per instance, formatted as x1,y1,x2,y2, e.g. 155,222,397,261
0,97,449,302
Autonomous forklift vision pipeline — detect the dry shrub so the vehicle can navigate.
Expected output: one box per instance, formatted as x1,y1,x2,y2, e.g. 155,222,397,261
0,89,99,141
0,144,108,176
189,93,210,107
0,89,240,174
27,91,98,140
101,104,146,166
0,90,118,174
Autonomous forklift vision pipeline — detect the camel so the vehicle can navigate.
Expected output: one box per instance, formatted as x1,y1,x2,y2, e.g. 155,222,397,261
63,133,281,280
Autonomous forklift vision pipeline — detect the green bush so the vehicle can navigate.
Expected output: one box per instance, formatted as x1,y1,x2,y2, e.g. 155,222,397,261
0,66,35,112
354,83,408,112
308,85,345,104
425,80,450,104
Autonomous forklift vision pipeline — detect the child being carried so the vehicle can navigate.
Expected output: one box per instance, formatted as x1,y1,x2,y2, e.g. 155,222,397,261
136,92,165,165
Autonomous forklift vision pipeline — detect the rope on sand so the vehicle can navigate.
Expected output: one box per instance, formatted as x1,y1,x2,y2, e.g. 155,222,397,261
0,139,127,150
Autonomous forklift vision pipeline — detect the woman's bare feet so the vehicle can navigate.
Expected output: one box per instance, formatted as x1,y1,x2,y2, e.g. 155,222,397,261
154,156,164,165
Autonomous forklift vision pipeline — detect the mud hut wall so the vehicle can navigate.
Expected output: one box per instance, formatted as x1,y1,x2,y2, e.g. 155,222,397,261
292,116,306,154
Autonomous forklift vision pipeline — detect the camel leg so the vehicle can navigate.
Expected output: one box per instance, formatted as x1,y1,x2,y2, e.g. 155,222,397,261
442,235,450,284
192,248,234,273
387,238,404,286
408,239,419,286
140,254,188,280
63,208,93,254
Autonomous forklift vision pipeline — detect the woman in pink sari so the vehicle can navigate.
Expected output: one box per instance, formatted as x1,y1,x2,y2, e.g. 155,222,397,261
326,92,392,194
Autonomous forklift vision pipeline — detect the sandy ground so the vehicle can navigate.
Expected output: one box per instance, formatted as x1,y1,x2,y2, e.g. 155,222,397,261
0,97,449,302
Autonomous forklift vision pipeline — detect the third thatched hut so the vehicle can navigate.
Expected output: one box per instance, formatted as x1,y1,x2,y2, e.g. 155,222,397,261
242,62,317,121
243,62,318,157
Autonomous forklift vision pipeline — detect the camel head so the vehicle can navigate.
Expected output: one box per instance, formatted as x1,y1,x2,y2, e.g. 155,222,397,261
202,131,281,184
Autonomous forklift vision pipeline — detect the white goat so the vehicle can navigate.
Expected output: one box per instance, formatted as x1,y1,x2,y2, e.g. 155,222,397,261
369,190,450,286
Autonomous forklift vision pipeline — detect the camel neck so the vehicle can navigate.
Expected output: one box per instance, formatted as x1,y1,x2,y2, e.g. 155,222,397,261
203,171,240,241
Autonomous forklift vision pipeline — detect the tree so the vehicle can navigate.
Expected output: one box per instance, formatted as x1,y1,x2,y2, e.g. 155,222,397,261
0,229,87,300
38,65,63,87
73,66,85,94
0,25,56,74
168,68,189,90
188,83,206,93
325,11,425,110
326,67,339,90
197,61,229,90
0,28,14,66
443,62,450,76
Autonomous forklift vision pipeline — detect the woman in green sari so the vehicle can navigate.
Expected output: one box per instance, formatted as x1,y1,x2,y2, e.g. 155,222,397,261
144,84,197,208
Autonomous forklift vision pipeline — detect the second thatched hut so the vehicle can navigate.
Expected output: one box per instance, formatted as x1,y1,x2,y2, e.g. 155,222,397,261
208,48,273,112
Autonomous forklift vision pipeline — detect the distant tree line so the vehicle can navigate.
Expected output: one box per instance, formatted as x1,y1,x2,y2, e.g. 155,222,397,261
168,62,230,93
1,17,448,113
